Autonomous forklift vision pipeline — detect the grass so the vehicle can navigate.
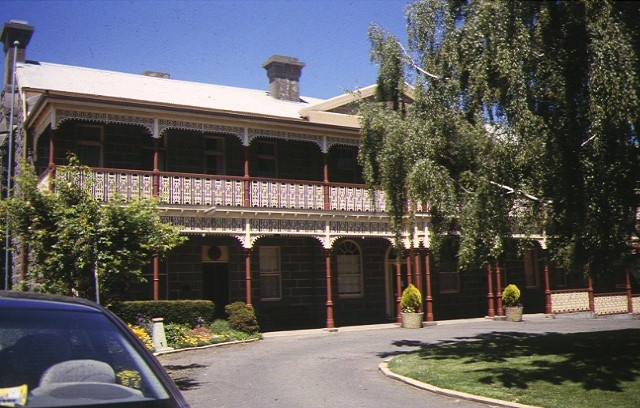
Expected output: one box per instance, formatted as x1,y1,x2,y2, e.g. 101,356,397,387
387,329,640,408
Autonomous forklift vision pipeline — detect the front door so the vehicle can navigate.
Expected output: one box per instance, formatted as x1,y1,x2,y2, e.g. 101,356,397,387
202,263,230,318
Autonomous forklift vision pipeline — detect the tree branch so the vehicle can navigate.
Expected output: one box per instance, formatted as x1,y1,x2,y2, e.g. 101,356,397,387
396,41,441,80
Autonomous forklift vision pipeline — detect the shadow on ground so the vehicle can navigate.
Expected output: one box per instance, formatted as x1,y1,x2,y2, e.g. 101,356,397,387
381,329,640,392
163,363,206,391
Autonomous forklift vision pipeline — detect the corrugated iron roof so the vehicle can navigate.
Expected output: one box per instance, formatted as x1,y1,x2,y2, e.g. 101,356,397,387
16,61,326,119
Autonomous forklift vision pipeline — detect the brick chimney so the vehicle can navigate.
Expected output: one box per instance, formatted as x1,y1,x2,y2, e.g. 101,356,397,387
1,20,34,88
262,55,305,102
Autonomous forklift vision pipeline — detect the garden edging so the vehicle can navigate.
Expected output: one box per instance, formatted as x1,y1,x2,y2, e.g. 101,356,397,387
154,338,260,356
379,359,540,408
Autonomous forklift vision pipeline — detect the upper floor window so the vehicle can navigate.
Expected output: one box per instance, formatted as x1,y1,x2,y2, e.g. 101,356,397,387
204,135,225,175
329,146,360,184
76,124,103,167
254,140,277,178
336,240,363,297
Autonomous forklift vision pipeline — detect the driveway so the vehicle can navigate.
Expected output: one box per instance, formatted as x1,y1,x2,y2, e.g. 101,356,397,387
158,315,640,408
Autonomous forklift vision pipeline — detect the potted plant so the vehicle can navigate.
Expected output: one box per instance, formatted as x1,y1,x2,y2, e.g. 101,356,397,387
502,284,523,322
400,284,423,328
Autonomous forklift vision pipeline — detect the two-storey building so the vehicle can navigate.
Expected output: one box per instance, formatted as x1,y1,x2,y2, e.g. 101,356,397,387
2,21,636,330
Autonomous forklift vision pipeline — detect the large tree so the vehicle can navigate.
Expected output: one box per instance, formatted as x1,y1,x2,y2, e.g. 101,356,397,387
2,158,186,303
360,0,639,278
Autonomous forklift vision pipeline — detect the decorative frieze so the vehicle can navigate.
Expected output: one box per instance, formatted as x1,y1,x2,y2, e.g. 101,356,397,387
247,128,325,149
55,109,155,135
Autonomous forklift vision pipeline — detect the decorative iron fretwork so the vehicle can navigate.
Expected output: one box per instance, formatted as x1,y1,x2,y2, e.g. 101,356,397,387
329,221,390,234
248,128,325,150
55,110,155,135
594,294,628,315
159,119,244,143
550,291,590,314
250,180,324,210
329,186,385,212
162,216,245,232
159,176,243,206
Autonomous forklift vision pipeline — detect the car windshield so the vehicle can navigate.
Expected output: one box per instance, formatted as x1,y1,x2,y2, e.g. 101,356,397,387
0,307,174,408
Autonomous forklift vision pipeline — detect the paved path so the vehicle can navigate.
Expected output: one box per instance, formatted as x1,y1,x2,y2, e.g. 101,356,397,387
158,315,640,408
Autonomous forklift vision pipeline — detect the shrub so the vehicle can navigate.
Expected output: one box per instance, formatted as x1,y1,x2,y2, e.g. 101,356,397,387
401,284,422,313
502,284,521,307
110,300,215,326
225,302,259,333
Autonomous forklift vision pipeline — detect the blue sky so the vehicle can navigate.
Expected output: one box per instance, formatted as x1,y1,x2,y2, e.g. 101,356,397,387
2,0,409,99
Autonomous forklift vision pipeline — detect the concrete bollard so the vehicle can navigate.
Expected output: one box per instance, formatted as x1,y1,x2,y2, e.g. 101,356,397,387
151,317,174,352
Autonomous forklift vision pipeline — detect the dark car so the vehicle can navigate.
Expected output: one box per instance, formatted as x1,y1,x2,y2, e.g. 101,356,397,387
0,291,190,407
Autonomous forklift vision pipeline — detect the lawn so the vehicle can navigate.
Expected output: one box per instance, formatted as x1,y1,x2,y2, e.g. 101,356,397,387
387,328,640,408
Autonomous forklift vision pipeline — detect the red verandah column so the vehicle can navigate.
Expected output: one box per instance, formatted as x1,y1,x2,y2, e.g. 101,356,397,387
495,260,503,317
544,255,552,314
395,255,402,323
487,262,495,317
323,249,335,329
48,127,56,192
423,248,434,322
244,248,253,308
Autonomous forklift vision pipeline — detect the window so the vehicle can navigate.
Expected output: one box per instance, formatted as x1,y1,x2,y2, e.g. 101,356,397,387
330,146,359,183
76,124,103,167
437,259,460,294
336,240,363,297
204,135,225,175
254,141,277,178
259,247,281,300
523,248,540,288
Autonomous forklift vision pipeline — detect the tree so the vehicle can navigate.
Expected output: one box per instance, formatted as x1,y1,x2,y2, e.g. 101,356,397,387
360,0,639,279
1,158,186,303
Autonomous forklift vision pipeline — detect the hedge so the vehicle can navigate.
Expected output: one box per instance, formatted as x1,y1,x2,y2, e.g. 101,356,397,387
110,300,216,326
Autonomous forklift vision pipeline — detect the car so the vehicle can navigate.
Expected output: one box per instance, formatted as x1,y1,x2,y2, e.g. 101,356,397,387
0,290,190,407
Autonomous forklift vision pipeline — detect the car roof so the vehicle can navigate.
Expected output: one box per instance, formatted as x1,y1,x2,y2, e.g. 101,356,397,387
0,290,104,313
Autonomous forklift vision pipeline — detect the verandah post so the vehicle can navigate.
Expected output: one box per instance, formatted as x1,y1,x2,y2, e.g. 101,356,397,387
544,255,552,314
395,254,402,323
423,248,434,322
487,262,495,317
495,260,503,317
244,248,252,308
323,248,334,329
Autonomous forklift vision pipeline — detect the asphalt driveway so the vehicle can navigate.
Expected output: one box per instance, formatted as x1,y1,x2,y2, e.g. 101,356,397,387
158,315,640,408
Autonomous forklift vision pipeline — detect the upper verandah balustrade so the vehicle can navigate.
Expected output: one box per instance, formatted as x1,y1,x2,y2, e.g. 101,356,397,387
41,166,417,214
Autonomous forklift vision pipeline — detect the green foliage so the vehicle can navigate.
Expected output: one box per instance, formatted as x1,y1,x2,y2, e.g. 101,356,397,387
225,301,260,334
111,300,216,326
501,284,521,307
0,157,186,302
360,0,640,278
401,283,422,313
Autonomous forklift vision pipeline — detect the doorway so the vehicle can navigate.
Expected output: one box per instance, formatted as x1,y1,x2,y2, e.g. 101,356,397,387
202,263,230,318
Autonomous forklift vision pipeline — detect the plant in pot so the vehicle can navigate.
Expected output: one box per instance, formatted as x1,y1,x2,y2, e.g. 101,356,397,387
502,284,523,322
400,284,423,328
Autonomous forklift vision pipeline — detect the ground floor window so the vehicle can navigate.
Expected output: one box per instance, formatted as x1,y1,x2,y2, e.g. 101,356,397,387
523,248,540,288
336,240,363,297
437,259,460,294
259,246,281,300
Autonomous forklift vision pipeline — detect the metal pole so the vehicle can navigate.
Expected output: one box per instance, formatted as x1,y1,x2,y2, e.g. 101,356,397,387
4,40,19,290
